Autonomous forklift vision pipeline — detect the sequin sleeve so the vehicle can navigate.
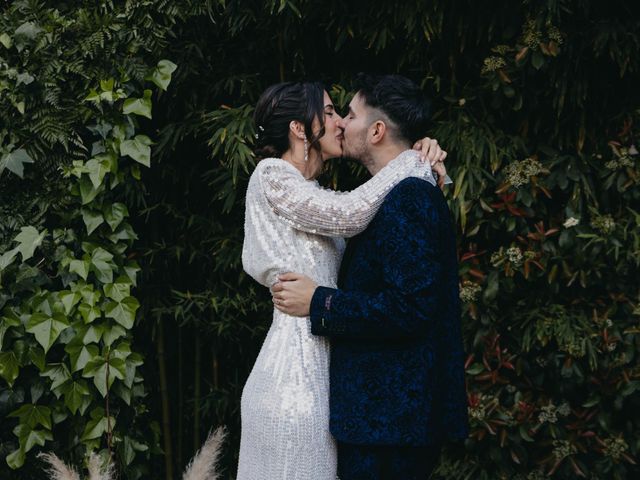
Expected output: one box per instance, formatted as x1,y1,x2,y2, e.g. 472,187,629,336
258,151,436,238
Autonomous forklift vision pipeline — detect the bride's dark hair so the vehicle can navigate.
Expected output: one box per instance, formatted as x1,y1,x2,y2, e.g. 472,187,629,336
253,82,326,160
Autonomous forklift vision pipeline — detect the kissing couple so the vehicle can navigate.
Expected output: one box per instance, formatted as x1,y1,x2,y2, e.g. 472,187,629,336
237,73,469,480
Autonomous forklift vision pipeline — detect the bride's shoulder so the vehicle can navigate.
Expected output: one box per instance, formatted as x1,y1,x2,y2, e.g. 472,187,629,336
252,158,300,179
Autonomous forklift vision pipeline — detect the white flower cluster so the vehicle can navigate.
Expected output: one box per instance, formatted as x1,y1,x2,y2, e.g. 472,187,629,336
504,157,545,188
481,56,507,74
591,214,616,235
459,281,482,303
563,217,579,228
538,402,570,424
603,437,628,460
552,439,577,460
506,246,524,266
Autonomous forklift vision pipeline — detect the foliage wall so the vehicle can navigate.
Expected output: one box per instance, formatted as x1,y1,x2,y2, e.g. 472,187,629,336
1,1,639,479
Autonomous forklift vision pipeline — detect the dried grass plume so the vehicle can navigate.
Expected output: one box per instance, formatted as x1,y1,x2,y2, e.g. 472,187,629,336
87,452,113,480
182,427,226,480
37,452,81,480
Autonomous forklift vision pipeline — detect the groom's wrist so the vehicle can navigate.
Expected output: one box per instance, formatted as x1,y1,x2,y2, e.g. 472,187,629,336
310,286,337,335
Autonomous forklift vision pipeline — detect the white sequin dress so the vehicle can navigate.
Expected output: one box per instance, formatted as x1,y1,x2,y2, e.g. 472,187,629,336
237,151,436,480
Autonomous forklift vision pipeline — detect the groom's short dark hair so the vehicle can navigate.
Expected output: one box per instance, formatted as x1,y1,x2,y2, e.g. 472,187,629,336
353,73,432,145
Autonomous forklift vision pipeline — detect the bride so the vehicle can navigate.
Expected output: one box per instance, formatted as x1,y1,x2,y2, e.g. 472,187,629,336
237,81,446,479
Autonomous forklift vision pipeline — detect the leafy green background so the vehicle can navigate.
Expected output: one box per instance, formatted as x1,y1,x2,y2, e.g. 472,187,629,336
1,1,639,479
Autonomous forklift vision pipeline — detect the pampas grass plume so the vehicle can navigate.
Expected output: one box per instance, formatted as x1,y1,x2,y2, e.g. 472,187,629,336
182,427,226,480
37,452,81,480
87,453,113,480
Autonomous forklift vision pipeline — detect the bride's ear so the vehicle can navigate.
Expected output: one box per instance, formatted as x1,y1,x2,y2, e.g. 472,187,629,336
289,121,306,140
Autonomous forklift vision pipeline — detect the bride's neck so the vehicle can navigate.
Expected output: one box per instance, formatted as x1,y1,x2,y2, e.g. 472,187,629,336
281,148,319,180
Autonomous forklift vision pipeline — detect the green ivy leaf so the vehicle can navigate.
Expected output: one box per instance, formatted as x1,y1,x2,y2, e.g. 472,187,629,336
0,351,20,386
0,308,21,349
85,155,111,188
80,408,115,441
100,78,115,92
6,448,25,469
16,72,34,86
111,341,132,360
103,203,129,231
41,363,72,392
8,404,52,429
0,33,12,49
102,323,126,346
79,176,102,205
123,262,140,286
146,59,177,91
29,346,46,371
0,247,20,271
14,226,46,261
60,379,91,415
76,283,102,306
123,89,152,119
120,135,152,167
13,424,52,453
90,247,114,284
14,21,42,42
81,208,104,235
76,323,105,344
82,355,126,397
0,148,34,178
69,258,90,280
104,277,132,302
25,312,69,353
107,223,138,243
78,303,101,324
105,297,139,329
59,291,81,315
66,342,99,372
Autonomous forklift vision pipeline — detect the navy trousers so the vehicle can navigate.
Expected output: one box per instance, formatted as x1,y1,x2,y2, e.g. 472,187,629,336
337,442,441,480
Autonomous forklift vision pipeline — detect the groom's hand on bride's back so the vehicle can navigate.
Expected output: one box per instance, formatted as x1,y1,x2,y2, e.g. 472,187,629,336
271,273,317,317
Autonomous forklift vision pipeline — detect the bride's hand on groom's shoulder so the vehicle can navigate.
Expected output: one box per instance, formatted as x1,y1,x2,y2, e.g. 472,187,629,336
271,273,317,317
413,137,448,188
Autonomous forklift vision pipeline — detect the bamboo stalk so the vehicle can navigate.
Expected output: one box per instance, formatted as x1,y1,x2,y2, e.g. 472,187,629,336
157,317,174,480
177,325,183,471
193,333,201,452
212,349,219,390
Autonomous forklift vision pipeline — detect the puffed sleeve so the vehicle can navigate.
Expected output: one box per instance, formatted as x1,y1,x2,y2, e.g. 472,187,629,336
258,152,436,238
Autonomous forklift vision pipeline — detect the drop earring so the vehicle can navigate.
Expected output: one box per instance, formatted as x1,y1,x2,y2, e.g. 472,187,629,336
303,135,309,162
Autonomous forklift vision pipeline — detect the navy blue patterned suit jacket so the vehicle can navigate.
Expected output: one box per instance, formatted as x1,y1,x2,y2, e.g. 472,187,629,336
310,176,469,446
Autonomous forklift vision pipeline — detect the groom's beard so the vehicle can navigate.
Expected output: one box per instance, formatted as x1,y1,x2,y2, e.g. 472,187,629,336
344,130,375,173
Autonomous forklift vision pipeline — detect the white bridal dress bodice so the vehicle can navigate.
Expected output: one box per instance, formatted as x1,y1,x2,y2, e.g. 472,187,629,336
237,151,435,480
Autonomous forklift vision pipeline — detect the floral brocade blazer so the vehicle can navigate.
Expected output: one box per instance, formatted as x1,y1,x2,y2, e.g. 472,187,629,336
310,177,470,446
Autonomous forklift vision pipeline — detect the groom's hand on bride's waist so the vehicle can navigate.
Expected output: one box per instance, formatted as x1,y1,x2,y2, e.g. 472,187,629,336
271,272,317,317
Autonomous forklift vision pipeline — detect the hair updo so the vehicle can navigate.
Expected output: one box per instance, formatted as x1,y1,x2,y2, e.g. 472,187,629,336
253,82,326,160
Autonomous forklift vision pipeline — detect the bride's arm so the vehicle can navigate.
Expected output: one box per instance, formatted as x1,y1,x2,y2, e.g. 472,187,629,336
258,154,436,238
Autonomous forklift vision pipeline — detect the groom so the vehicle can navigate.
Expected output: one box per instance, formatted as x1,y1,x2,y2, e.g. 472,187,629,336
271,74,469,479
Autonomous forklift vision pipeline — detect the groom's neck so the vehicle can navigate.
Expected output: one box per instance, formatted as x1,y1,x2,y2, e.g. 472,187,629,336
366,142,411,176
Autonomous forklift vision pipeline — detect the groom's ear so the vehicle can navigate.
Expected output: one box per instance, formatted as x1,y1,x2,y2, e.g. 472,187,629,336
369,120,387,145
